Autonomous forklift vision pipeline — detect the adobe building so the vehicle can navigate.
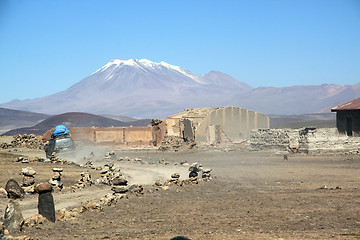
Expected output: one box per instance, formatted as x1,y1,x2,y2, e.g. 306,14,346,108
42,106,269,147
166,106,269,144
331,97,360,136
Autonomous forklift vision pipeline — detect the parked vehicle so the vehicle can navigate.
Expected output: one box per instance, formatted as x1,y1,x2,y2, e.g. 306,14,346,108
45,135,75,158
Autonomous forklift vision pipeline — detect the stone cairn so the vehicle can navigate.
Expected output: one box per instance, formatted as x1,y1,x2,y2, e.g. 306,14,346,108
75,171,92,188
35,182,55,222
21,167,36,194
111,176,129,196
97,163,122,185
49,168,63,190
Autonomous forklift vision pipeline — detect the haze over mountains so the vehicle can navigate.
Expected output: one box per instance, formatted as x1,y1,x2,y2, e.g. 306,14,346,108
1,59,359,118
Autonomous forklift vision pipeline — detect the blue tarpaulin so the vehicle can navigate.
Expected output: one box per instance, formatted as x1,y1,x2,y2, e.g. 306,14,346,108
52,125,70,137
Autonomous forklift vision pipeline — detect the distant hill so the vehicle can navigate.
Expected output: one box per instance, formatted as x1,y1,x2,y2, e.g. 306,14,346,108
101,114,138,122
2,112,151,136
0,107,50,134
269,113,336,129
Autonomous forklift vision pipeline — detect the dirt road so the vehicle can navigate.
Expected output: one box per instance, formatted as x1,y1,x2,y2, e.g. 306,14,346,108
1,146,360,240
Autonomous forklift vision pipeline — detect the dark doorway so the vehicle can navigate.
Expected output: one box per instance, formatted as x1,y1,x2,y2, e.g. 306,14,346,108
346,117,353,136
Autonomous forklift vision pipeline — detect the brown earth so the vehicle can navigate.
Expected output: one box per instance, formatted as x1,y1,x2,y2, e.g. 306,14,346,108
0,139,360,240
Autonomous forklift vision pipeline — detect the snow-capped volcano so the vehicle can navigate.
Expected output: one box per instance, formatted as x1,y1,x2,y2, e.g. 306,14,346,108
0,59,251,117
92,59,203,84
0,59,358,118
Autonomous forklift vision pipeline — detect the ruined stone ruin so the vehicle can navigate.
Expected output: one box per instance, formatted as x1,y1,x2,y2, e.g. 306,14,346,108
41,106,269,150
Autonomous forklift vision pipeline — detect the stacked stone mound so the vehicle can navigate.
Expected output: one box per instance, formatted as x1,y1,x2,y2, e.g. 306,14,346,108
35,182,55,222
0,134,44,149
75,171,92,188
21,167,36,194
96,163,123,185
49,168,63,190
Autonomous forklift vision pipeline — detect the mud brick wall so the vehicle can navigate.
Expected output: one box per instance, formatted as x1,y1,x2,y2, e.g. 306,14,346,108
251,128,360,154
44,127,156,146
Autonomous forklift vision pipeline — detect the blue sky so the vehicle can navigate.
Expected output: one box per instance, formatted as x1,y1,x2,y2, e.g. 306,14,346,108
0,0,359,104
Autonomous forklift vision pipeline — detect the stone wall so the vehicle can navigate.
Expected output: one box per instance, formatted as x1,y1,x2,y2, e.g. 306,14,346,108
251,127,360,154
250,128,300,151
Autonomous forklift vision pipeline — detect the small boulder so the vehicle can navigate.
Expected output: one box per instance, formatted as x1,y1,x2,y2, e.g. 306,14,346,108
5,179,25,199
112,177,128,186
189,171,198,178
111,186,129,194
35,182,52,194
171,173,180,179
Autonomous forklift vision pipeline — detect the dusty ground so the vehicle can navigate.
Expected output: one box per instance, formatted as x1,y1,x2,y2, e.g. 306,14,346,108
0,139,360,240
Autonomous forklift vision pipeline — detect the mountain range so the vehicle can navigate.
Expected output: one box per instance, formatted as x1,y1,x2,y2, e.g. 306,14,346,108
1,59,358,118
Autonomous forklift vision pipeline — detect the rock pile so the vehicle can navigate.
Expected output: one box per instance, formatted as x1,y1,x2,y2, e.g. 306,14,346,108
49,168,63,190
75,171,92,188
166,173,182,186
55,209,79,222
0,134,44,150
111,176,129,195
21,167,36,194
159,136,197,152
96,163,122,185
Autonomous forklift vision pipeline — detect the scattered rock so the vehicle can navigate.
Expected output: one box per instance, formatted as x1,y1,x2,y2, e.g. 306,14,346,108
80,202,102,213
55,209,79,222
111,186,129,194
23,214,47,227
171,173,180,179
129,184,143,195
154,180,163,186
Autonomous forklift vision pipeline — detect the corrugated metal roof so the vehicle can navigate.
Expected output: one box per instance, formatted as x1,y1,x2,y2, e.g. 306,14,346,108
331,97,360,111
